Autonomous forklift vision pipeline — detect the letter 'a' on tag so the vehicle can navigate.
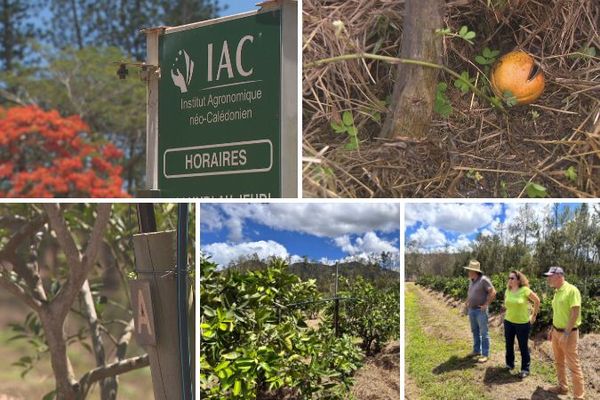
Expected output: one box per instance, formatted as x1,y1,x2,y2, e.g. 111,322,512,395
130,280,157,345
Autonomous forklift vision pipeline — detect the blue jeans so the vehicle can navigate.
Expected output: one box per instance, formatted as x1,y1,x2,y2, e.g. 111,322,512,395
469,308,490,357
504,319,531,372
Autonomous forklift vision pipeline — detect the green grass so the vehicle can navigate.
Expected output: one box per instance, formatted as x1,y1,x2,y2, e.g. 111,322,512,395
406,287,491,400
406,285,556,400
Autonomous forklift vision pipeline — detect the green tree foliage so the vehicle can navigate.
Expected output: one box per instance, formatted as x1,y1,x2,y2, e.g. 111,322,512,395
200,258,364,399
328,277,400,355
46,0,223,60
0,0,40,71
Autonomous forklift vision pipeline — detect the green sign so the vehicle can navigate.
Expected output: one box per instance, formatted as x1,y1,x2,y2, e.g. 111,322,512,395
158,10,281,198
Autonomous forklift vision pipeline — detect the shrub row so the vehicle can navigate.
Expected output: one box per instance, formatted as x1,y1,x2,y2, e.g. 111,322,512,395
416,274,600,334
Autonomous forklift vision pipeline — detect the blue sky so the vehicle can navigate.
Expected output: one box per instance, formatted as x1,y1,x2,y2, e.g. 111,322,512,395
201,203,400,268
405,202,585,253
221,0,262,15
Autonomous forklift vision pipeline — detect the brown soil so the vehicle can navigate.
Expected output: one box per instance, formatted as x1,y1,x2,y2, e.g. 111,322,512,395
351,340,400,400
403,375,421,400
411,283,600,399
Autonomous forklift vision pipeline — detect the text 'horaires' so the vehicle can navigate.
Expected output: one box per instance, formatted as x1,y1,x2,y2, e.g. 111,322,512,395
185,149,247,170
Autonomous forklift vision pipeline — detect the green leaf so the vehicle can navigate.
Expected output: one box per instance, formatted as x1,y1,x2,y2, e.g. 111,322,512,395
232,380,242,396
525,182,548,198
475,55,488,65
453,71,471,94
214,360,230,372
342,111,354,126
459,26,468,36
503,90,518,107
345,135,359,150
464,31,476,40
564,166,577,182
222,351,241,360
330,121,346,133
434,82,453,117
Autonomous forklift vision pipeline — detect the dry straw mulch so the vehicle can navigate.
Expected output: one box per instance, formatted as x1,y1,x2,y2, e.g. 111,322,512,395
303,0,600,198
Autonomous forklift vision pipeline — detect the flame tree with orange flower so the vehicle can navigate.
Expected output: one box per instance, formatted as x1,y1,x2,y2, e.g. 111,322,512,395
0,105,129,197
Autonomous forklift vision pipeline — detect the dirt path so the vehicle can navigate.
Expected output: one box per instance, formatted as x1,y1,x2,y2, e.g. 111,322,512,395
407,283,578,400
351,340,400,400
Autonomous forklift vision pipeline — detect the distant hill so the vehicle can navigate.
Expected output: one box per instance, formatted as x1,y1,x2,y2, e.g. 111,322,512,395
225,260,399,293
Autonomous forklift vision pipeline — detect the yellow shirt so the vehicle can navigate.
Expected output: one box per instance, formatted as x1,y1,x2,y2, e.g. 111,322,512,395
504,286,532,324
552,281,582,329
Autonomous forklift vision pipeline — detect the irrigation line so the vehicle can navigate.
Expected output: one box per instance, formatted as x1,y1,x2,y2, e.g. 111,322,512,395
284,296,358,308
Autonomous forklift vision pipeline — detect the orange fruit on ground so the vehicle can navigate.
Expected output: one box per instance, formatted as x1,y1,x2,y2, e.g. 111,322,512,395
490,51,545,105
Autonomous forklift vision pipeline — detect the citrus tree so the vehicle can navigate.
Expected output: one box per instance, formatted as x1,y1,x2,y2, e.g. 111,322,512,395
200,258,363,399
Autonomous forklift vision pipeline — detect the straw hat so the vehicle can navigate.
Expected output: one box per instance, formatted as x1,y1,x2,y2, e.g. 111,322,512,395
463,260,483,273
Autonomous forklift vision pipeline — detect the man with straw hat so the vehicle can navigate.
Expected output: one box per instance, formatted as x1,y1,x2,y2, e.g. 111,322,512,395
544,266,585,399
464,259,496,363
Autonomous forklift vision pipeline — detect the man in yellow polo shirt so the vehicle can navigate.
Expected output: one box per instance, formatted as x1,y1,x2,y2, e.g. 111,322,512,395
544,266,585,399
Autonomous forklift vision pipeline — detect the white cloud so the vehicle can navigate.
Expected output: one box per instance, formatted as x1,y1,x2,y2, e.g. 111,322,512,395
405,203,502,234
203,240,290,267
199,204,224,230
290,254,304,264
452,234,473,251
408,226,447,248
504,203,550,228
408,227,473,254
211,203,399,242
334,231,398,255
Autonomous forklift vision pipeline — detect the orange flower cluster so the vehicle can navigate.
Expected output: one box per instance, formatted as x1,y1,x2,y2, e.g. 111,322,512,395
0,105,129,197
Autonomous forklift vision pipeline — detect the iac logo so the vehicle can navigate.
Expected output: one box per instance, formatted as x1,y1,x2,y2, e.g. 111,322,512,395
170,35,256,93
171,50,194,94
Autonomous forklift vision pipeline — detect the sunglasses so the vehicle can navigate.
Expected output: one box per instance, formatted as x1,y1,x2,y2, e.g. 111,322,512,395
508,276,518,280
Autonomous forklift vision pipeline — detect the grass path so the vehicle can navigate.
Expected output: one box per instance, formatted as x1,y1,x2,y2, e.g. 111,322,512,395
405,283,571,400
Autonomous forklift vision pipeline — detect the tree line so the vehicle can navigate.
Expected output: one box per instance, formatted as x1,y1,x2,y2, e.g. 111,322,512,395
406,203,600,281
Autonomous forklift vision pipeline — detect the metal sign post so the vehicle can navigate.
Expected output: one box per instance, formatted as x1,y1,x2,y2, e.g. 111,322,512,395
144,0,298,197
176,204,192,400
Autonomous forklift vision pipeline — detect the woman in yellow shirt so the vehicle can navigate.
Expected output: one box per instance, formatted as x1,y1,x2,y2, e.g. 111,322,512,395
504,270,541,378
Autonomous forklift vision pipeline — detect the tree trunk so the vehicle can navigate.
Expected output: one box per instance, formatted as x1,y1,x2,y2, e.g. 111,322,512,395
69,0,83,50
379,0,444,139
41,310,78,400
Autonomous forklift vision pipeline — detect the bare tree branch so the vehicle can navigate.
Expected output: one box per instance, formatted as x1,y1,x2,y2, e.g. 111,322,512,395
43,203,82,270
44,203,112,320
77,355,150,398
115,319,135,360
0,273,43,310
0,216,49,302
79,279,118,399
